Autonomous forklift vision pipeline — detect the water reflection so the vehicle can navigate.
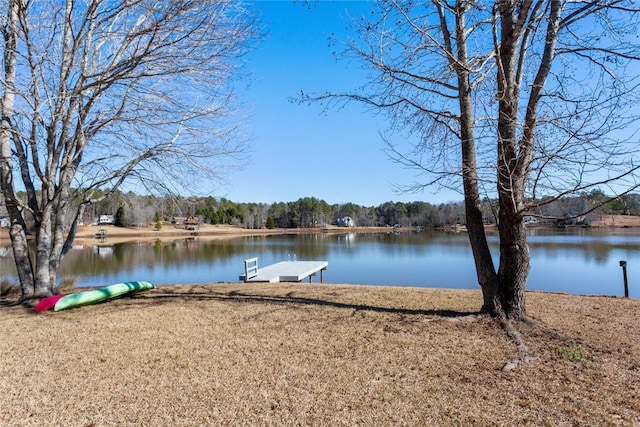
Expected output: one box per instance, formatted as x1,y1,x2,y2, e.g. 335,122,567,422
1,229,639,298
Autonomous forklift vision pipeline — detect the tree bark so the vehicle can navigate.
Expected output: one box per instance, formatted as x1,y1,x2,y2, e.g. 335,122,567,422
0,0,38,299
453,0,500,314
494,0,531,320
460,85,500,314
463,157,501,314
496,202,529,319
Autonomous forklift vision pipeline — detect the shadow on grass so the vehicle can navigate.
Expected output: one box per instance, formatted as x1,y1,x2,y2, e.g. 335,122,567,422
0,291,22,307
136,287,481,318
0,299,22,307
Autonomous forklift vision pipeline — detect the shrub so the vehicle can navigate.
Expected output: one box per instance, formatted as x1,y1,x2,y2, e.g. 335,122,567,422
57,276,79,294
549,343,588,363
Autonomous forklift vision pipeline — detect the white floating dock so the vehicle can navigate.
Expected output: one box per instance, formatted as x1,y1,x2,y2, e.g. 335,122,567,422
239,259,328,283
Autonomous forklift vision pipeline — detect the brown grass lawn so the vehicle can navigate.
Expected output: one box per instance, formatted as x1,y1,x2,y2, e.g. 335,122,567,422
1,283,639,426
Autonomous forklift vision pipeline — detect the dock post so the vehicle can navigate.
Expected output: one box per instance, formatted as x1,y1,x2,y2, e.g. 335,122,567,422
619,260,629,298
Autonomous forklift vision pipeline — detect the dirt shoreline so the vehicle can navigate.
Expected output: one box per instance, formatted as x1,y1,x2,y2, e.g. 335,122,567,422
2,214,639,246
0,223,402,246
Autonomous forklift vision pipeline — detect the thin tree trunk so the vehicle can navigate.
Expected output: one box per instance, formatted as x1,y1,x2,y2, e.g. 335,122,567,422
7,214,35,298
33,209,54,298
464,176,500,314
460,95,499,312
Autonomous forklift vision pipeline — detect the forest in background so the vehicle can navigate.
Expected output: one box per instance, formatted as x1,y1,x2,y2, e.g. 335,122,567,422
3,189,639,231
66,189,640,229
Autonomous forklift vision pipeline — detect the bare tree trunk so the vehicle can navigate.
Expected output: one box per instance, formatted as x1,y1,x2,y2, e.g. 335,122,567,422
0,0,37,299
463,166,500,314
5,207,35,298
493,0,538,319
34,204,54,298
453,0,499,314
496,211,529,319
460,85,500,313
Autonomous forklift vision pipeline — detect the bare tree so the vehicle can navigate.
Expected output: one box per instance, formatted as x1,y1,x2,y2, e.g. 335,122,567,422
125,194,156,228
0,0,260,301
306,0,640,318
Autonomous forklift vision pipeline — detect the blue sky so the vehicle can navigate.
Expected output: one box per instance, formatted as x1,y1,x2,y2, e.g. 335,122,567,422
223,1,462,206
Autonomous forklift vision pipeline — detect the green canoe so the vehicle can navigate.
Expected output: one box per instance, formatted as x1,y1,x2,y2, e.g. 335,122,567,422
53,281,154,311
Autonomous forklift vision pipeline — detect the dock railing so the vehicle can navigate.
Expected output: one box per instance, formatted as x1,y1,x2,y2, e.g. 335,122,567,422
243,257,259,282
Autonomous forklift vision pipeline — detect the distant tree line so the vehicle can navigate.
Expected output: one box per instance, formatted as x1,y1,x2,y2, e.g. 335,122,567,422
65,189,640,229
3,189,638,231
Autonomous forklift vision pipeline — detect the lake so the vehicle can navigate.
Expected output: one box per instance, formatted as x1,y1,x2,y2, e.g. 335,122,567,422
1,228,639,298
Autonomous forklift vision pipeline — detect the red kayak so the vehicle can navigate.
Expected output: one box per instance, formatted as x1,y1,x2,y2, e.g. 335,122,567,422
34,295,65,313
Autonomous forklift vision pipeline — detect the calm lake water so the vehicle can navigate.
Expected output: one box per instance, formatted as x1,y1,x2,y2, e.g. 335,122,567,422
1,228,639,298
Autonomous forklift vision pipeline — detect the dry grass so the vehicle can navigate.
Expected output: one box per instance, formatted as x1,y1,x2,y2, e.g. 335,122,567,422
56,276,79,294
1,284,639,426
0,277,19,298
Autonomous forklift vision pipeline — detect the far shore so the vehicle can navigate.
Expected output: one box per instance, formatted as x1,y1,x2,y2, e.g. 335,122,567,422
1,214,639,246
0,223,393,246
72,223,397,245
